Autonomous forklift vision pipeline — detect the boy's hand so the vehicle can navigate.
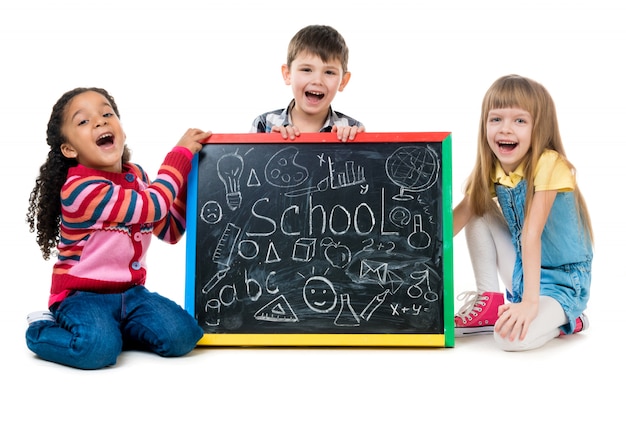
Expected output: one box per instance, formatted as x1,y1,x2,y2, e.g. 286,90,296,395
176,129,212,155
332,125,365,142
270,124,365,142
271,125,300,140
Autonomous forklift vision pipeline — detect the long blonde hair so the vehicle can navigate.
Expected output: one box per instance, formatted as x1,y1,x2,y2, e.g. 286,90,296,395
464,74,593,242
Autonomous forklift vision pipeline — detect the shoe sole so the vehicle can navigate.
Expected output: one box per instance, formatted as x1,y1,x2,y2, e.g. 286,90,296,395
455,325,495,337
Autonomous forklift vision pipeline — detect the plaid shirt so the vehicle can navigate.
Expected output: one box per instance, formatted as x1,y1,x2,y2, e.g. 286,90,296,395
250,99,363,133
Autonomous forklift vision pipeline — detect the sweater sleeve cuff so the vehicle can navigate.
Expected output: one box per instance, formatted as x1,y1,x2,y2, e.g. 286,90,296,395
171,146,194,161
164,148,193,177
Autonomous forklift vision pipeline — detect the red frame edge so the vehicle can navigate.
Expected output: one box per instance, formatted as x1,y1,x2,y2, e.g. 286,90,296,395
204,132,451,144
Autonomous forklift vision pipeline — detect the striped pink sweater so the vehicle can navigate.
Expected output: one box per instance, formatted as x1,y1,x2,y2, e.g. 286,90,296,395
49,147,193,307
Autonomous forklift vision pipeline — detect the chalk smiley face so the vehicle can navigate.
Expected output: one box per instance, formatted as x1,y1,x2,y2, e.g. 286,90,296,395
303,276,337,313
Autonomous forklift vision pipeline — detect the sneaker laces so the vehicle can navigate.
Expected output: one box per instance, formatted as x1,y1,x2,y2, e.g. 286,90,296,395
455,291,487,321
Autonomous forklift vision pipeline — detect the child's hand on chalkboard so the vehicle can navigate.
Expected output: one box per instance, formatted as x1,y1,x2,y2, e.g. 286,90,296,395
176,128,213,155
333,125,365,142
271,125,301,140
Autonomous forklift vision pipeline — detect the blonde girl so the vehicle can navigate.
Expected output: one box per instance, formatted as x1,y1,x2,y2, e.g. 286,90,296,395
453,74,593,351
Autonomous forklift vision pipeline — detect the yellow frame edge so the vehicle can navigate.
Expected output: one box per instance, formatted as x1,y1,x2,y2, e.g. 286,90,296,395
198,333,447,347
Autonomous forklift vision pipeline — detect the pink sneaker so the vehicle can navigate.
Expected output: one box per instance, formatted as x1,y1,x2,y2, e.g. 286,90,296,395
454,291,504,337
560,313,589,336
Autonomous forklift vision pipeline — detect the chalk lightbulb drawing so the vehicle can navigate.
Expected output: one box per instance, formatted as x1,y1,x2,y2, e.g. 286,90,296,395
217,153,244,211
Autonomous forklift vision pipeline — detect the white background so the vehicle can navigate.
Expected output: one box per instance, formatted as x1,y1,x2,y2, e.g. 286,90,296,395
1,1,623,424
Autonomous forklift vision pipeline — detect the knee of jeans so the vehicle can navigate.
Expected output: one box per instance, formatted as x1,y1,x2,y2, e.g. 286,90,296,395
65,330,122,369
26,322,122,370
84,351,120,370
157,324,203,357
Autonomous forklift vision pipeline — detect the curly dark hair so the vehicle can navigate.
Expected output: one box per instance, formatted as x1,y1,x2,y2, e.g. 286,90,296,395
26,87,131,260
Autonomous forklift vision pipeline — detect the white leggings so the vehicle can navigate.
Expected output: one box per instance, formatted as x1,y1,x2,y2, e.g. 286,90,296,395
464,210,514,294
465,211,567,351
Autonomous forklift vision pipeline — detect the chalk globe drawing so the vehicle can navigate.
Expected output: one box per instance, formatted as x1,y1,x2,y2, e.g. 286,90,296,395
385,145,439,200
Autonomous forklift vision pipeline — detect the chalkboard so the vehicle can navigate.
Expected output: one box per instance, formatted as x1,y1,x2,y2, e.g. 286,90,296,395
185,132,453,347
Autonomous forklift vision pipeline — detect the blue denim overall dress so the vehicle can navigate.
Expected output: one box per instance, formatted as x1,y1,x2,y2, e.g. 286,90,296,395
495,180,592,334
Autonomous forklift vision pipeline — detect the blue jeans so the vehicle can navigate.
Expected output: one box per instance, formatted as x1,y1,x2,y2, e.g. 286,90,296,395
25,286,203,369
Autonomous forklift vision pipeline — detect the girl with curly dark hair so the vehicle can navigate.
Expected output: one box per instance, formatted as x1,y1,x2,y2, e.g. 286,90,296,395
25,87,211,369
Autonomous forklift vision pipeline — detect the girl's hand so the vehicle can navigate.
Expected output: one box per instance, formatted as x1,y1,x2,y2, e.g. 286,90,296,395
495,301,539,341
332,125,365,142
271,125,300,140
176,128,213,155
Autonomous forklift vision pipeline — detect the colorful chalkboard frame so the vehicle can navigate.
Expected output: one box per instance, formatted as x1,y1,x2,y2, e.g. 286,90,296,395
185,132,454,347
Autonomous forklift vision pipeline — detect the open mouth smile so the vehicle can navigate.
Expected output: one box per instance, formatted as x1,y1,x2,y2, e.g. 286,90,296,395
96,133,115,147
305,90,325,101
497,140,517,152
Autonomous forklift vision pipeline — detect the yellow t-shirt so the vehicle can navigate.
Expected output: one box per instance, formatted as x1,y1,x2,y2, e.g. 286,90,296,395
490,149,575,195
